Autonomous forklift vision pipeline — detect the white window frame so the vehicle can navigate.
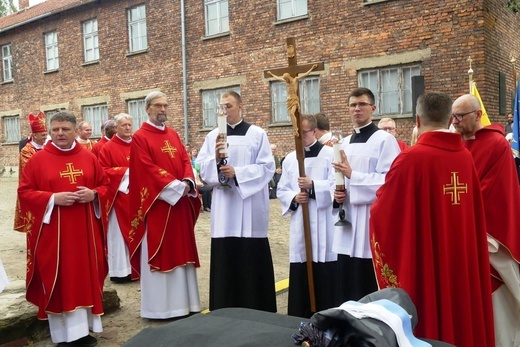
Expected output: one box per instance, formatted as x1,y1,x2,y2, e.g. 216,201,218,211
2,115,20,143
83,104,108,137
83,18,99,63
204,0,229,36
2,44,13,82
359,64,421,117
128,4,147,53
277,0,308,21
128,99,147,132
271,76,320,124
44,31,59,71
201,86,240,129
45,109,65,130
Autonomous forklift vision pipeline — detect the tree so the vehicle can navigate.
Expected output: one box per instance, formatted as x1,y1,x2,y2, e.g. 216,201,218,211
507,0,520,12
0,0,16,17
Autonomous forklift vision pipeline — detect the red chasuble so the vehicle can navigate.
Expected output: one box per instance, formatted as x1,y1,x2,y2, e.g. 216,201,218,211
99,136,132,246
17,142,110,319
91,136,109,158
14,142,41,231
370,132,494,347
128,123,200,279
464,124,520,288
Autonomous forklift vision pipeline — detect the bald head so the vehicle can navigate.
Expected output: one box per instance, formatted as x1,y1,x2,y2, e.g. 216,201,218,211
452,94,483,139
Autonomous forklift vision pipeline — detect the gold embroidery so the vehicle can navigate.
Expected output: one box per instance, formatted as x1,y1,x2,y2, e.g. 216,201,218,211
160,140,177,158
129,187,149,243
443,172,467,205
60,163,83,184
371,234,400,288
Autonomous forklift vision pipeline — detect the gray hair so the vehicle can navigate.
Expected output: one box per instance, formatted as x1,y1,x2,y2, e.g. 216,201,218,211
145,91,166,108
114,113,133,125
50,111,76,128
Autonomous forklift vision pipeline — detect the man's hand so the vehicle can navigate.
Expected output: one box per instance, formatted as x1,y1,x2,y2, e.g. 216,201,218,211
220,165,235,179
294,191,309,204
76,186,97,203
215,134,228,158
54,191,80,206
298,176,313,190
332,150,352,179
334,189,346,204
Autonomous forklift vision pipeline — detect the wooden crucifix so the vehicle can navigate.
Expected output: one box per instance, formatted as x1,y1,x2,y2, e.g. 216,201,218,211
264,37,324,313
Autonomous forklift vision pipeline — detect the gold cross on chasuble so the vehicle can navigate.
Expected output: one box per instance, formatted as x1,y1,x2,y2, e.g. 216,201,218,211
161,140,177,158
60,163,84,184
443,172,468,205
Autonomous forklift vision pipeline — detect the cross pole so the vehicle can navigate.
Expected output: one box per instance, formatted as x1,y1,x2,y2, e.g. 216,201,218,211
264,37,324,313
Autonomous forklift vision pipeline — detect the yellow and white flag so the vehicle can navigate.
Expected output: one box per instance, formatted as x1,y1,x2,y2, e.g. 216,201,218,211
470,82,491,126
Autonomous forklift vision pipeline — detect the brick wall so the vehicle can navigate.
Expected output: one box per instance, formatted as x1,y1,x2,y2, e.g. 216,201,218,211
0,0,518,169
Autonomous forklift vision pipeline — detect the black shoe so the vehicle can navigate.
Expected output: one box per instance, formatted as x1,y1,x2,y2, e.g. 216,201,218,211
58,334,97,347
110,275,132,283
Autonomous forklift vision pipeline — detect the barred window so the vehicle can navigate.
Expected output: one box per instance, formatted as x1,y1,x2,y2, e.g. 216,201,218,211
83,104,108,137
359,64,420,116
3,115,20,143
270,76,320,123
128,99,147,131
201,86,240,129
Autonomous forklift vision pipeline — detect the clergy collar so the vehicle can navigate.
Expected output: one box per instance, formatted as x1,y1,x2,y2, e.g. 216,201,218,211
304,139,318,151
116,134,132,143
318,132,333,144
304,140,323,158
30,140,44,150
228,118,243,129
353,122,374,134
76,137,91,144
51,140,77,152
146,120,165,130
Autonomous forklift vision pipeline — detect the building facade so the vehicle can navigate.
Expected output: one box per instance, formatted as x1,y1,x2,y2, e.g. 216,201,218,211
0,0,518,172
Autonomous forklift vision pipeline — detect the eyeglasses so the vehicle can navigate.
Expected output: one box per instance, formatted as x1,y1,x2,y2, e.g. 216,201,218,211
452,110,476,121
349,102,373,109
151,103,168,109
302,129,315,134
380,127,396,132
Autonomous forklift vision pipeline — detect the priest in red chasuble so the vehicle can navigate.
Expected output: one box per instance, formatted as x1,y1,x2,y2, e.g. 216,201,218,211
99,113,133,283
14,111,48,231
128,91,201,319
92,119,116,158
17,111,110,347
370,92,495,347
453,93,520,347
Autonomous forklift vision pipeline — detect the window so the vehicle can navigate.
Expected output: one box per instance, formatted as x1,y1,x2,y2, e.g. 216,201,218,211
128,99,147,131
2,44,13,82
201,86,240,128
277,0,307,21
83,18,99,63
44,31,59,71
3,115,20,143
128,4,147,53
204,0,229,36
83,104,108,137
45,109,65,129
359,65,420,116
271,76,320,123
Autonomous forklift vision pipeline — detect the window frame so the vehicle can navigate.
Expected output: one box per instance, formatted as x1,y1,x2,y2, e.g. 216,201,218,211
44,31,59,71
82,18,99,63
204,0,229,36
358,64,421,118
82,104,108,137
201,86,241,129
2,115,20,143
127,98,147,132
2,44,13,82
127,4,148,53
270,76,321,124
277,0,308,21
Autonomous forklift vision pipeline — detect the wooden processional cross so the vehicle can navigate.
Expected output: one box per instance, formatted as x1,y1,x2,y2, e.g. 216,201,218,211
264,37,324,313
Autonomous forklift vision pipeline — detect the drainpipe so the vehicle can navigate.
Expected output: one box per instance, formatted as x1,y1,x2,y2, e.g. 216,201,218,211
181,0,189,144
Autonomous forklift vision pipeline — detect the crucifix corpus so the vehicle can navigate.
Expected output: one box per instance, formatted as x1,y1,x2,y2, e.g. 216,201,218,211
264,37,324,313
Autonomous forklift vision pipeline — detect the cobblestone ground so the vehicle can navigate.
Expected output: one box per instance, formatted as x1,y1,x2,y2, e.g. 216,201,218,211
0,177,291,346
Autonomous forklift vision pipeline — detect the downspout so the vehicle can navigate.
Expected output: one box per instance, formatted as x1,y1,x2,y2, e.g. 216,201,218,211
181,0,189,143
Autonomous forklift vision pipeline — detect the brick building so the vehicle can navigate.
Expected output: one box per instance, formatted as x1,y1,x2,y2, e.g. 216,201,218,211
0,0,518,173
